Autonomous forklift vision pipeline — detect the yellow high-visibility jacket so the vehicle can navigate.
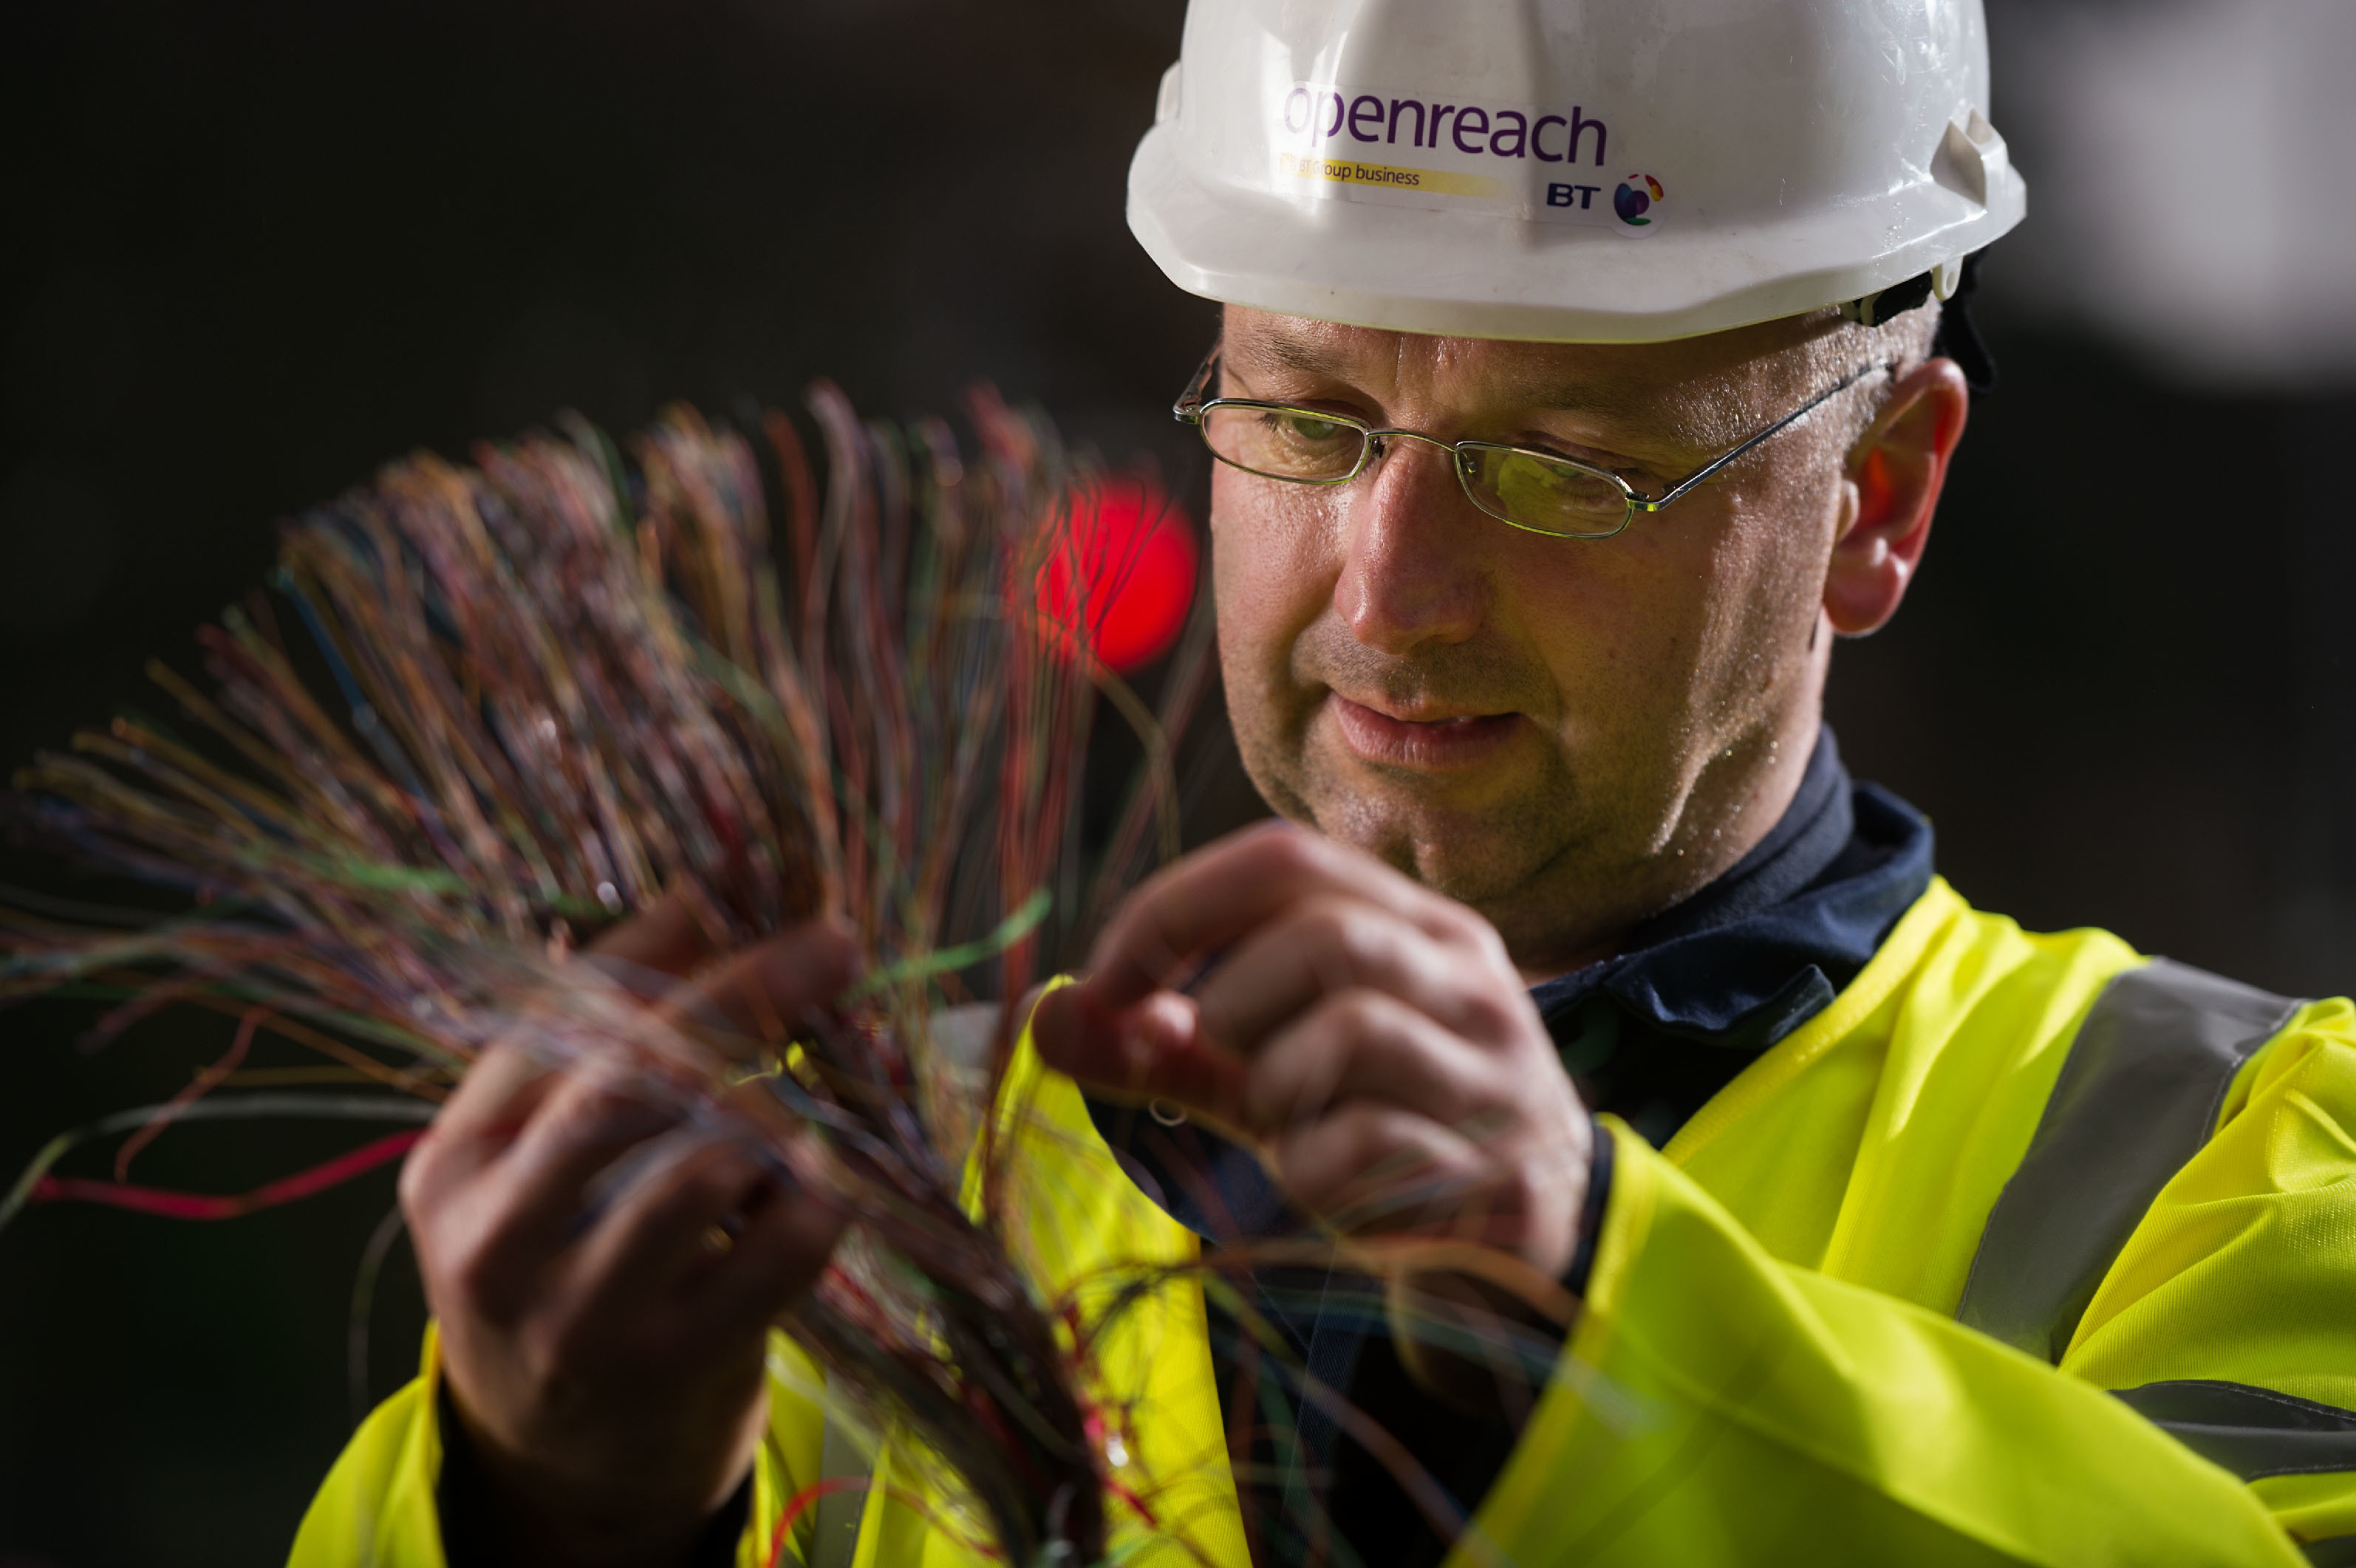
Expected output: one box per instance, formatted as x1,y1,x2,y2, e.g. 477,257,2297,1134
293,877,2356,1565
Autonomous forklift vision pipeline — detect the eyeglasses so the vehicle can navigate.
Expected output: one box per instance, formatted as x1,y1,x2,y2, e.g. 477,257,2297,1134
1171,347,1891,541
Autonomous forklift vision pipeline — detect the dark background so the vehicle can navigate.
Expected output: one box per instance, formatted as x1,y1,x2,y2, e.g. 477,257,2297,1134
3,3,2349,1562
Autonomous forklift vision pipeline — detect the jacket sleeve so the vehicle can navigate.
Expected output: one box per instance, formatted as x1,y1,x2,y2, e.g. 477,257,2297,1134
288,1324,832,1567
2063,1000,2356,1560
1458,1100,2344,1567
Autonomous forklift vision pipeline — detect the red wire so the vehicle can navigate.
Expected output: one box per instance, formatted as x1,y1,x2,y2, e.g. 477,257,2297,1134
33,1129,423,1221
765,1476,867,1568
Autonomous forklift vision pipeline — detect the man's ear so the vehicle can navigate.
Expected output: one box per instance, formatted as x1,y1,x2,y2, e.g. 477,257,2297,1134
1823,357,1970,637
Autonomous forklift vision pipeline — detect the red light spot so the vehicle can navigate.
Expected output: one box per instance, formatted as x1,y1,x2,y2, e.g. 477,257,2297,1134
1035,477,1198,674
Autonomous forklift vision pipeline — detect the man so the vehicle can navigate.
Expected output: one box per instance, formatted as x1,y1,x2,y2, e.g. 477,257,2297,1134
298,1,2356,1563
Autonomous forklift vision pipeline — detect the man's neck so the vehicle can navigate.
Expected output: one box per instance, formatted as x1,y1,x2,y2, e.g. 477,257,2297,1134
1498,716,1826,984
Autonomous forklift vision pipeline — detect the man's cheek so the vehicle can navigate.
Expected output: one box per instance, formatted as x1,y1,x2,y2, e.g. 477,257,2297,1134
1212,506,1326,678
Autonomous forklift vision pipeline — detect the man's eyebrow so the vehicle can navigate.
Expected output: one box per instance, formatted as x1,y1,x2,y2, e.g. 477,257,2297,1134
1502,376,1669,430
1228,335,1359,380
1228,337,1705,445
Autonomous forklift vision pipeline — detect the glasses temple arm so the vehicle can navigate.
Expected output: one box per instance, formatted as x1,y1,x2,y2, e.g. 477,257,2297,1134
1631,360,1892,511
1172,346,1223,422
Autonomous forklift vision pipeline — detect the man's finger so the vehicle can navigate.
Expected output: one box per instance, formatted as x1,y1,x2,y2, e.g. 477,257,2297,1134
567,1136,775,1310
649,919,861,1060
1243,990,1500,1135
1028,984,1254,1129
587,891,728,980
1079,822,1456,1011
1270,1103,1486,1232
1189,897,1478,1058
474,1064,683,1258
406,1042,572,1201
699,1153,849,1332
417,896,729,1174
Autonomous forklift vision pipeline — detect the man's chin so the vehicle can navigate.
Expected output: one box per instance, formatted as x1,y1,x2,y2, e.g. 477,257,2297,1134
1240,719,1580,903
1302,778,1563,908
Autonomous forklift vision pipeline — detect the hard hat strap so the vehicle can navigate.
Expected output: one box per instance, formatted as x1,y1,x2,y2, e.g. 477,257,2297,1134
1841,272,1939,329
1930,251,1998,396
1837,250,1998,397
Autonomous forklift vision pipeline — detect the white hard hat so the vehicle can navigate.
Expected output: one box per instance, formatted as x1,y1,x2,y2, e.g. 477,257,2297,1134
1127,0,2027,344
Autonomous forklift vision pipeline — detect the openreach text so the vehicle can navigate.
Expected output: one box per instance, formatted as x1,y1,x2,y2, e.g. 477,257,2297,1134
1282,86,1610,167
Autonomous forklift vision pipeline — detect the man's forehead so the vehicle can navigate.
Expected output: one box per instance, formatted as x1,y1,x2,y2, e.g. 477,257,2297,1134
1222,307,1831,433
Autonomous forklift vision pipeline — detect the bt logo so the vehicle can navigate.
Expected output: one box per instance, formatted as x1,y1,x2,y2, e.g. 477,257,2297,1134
1614,174,1664,227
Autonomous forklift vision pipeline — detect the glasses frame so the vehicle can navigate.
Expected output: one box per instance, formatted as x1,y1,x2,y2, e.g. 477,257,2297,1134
1171,346,1893,540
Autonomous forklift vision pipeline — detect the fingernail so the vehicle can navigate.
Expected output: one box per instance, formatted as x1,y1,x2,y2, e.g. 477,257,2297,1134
1124,1014,1179,1091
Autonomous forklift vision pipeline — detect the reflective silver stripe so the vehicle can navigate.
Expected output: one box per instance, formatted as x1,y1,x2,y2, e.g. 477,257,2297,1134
1954,958,2301,1362
2113,1380,2356,1480
809,1377,869,1568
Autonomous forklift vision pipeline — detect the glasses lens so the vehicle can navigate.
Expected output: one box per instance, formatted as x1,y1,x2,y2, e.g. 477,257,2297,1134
1458,445,1633,538
1201,405,1368,482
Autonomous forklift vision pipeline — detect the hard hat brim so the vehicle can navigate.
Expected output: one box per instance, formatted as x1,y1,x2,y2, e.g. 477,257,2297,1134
1127,126,2026,345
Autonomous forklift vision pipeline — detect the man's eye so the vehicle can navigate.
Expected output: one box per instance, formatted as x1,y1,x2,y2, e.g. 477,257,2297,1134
1269,412,1351,445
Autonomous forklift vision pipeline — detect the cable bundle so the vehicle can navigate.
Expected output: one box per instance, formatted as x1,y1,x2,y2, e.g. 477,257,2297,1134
1,388,1213,1567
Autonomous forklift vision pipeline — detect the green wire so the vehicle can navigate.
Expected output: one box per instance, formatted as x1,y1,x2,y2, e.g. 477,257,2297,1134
843,887,1052,1003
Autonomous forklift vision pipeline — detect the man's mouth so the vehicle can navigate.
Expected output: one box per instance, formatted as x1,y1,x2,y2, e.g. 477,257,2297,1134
1328,693,1523,770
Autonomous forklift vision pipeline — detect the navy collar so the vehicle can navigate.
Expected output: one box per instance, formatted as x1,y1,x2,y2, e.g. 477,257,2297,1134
1531,725,1931,1047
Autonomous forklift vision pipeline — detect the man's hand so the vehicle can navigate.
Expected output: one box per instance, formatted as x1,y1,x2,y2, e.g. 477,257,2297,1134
400,900,856,1568
1031,821,1591,1282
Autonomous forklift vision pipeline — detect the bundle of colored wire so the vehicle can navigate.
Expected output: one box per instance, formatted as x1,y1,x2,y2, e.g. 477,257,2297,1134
0,388,1215,1567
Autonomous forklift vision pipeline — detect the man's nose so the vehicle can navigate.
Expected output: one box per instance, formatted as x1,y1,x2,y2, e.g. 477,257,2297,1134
1332,435,1492,656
